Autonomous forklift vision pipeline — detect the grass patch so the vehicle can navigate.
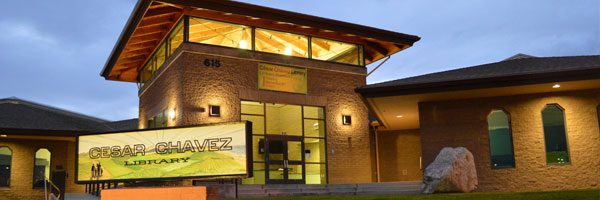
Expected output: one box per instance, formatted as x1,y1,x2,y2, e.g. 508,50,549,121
237,188,599,200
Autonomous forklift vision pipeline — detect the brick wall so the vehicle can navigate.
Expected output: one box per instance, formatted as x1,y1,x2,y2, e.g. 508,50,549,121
376,129,422,182
419,89,600,192
139,43,372,184
0,138,85,200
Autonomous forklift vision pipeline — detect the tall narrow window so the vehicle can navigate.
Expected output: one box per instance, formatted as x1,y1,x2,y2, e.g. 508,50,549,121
541,104,570,164
33,148,51,188
487,109,515,168
597,105,600,132
0,147,12,187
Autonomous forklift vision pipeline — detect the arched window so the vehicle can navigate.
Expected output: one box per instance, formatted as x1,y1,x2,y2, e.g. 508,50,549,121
597,105,600,132
541,104,570,164
487,109,515,168
0,147,12,187
33,148,51,188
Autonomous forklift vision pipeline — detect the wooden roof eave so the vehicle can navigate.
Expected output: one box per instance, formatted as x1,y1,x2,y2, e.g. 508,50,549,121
101,0,153,80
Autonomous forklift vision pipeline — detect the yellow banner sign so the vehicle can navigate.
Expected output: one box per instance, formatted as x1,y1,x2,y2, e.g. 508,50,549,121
258,63,307,94
76,122,251,183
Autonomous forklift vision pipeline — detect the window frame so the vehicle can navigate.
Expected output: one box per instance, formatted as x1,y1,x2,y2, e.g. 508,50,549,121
147,108,168,129
541,103,571,165
486,108,516,169
32,148,51,189
0,146,12,188
240,100,328,184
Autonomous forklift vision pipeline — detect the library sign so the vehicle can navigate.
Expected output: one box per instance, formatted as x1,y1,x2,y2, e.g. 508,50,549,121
76,122,252,183
258,63,307,94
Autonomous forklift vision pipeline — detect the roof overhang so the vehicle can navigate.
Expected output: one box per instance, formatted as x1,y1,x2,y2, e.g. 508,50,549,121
358,68,600,130
101,0,420,82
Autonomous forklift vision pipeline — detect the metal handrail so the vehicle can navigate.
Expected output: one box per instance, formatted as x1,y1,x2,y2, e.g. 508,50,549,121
46,179,61,200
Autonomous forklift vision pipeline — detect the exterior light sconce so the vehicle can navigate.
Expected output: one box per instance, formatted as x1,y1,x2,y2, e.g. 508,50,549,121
342,115,351,125
209,105,221,116
168,109,176,120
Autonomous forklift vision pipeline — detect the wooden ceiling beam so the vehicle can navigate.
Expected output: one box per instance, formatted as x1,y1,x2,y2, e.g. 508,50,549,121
138,15,175,28
144,7,182,19
124,41,157,51
133,25,168,37
121,49,153,58
366,41,389,56
116,55,147,65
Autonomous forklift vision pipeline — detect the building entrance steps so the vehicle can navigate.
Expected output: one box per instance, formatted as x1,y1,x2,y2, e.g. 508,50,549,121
236,181,422,198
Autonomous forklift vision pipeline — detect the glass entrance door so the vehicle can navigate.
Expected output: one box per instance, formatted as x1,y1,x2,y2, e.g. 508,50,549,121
266,135,305,184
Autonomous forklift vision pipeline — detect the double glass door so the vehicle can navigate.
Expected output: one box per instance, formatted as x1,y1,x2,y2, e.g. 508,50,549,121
266,135,305,184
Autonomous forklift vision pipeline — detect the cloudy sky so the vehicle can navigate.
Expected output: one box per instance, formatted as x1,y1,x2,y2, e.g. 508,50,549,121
0,0,598,121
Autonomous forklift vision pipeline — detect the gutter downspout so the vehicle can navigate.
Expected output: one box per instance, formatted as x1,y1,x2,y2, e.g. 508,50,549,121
371,121,381,183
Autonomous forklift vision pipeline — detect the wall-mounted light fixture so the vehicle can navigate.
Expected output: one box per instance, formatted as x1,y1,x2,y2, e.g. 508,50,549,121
552,84,561,88
169,109,176,120
342,115,351,125
209,105,221,116
0,134,6,137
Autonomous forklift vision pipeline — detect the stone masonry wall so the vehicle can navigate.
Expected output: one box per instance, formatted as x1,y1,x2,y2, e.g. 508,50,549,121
419,89,600,192
139,43,372,184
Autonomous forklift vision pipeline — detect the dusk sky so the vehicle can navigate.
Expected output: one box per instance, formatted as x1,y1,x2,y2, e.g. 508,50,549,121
0,0,598,121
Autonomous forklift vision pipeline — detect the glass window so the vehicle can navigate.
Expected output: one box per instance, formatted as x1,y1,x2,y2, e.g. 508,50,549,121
311,37,360,65
305,164,326,184
255,28,308,58
168,20,184,56
541,104,570,164
487,110,515,168
33,148,51,188
303,106,324,119
241,101,264,115
139,58,154,85
304,138,326,163
242,115,265,135
148,109,168,128
266,104,302,136
189,17,251,50
0,147,11,187
155,43,167,71
304,119,325,138
597,105,599,131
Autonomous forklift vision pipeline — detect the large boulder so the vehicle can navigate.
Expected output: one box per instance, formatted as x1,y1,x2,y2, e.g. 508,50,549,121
421,147,477,194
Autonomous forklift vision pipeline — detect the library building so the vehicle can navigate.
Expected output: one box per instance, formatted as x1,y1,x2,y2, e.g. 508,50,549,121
0,0,599,199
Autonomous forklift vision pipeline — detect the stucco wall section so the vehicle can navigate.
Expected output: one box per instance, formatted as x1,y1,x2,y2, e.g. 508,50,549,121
419,89,600,192
139,43,372,184
376,129,423,182
0,138,84,200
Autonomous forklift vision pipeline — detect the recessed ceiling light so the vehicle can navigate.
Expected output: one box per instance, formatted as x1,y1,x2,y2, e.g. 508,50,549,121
552,84,561,88
0,135,6,137
396,115,403,118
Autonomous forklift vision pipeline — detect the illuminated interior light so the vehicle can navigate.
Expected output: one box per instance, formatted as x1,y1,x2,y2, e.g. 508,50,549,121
239,40,247,48
396,115,403,118
0,135,6,137
552,84,561,88
284,47,292,55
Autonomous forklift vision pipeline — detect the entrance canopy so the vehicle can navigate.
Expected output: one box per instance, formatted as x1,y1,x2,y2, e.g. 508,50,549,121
101,0,420,82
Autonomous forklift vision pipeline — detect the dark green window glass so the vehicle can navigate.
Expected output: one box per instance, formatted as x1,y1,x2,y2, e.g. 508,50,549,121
541,104,570,164
597,105,600,132
148,109,168,128
0,147,12,187
487,110,515,168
